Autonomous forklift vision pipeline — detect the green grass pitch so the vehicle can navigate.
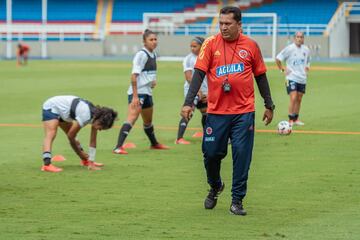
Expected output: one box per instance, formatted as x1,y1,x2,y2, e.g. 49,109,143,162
0,60,359,239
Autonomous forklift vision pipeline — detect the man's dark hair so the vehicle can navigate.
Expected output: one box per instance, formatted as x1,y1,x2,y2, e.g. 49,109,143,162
92,107,118,130
220,6,242,22
143,29,156,41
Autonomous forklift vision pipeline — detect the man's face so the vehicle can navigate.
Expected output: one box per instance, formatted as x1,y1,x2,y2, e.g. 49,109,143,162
294,32,304,46
219,13,241,41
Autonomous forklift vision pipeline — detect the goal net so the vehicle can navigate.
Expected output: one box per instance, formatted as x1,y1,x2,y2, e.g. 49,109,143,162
143,12,277,62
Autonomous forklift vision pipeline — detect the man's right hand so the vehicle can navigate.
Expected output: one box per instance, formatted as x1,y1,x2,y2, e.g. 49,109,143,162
263,109,274,126
181,106,193,121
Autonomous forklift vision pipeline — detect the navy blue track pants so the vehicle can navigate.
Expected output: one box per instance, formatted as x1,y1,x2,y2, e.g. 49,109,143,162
202,112,255,202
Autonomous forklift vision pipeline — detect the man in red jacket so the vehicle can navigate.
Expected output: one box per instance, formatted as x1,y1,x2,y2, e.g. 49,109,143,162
181,6,275,216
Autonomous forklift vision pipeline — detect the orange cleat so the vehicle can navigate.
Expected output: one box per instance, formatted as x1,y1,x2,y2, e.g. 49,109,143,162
41,164,63,173
192,132,203,138
113,147,128,154
123,142,137,149
81,160,104,167
175,138,191,145
150,143,170,150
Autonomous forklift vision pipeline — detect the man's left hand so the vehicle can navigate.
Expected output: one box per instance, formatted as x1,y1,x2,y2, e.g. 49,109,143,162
263,109,273,126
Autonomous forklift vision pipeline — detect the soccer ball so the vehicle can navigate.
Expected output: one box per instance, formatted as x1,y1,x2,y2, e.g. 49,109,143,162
277,121,292,135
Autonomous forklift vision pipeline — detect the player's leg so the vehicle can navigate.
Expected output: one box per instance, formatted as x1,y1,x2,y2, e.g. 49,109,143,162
140,95,169,149
296,92,304,114
113,95,141,154
293,90,305,125
141,107,169,150
23,52,28,65
176,87,192,144
191,101,207,139
176,116,191,144
141,107,158,147
287,81,298,125
294,82,306,125
229,112,255,215
42,119,59,162
19,54,24,65
203,114,231,209
288,92,297,124
42,118,62,172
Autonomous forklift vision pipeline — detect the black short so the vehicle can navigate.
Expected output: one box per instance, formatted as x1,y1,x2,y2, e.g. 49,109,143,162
128,94,153,109
286,80,306,94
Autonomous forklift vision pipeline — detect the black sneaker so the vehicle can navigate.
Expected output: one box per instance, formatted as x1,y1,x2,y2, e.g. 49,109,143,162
204,182,225,209
229,201,247,216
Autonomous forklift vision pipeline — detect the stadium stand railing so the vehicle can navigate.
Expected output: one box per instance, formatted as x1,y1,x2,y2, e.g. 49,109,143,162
0,0,346,41
0,0,98,41
110,0,338,36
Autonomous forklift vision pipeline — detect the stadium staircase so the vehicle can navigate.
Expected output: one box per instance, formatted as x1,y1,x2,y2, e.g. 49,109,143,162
94,0,114,39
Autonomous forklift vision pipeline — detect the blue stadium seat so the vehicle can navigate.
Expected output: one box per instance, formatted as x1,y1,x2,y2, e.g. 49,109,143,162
48,0,97,22
244,0,339,24
0,0,5,21
0,0,97,22
112,0,208,22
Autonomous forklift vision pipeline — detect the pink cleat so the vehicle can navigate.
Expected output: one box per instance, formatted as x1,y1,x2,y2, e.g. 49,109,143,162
175,138,191,145
41,164,63,173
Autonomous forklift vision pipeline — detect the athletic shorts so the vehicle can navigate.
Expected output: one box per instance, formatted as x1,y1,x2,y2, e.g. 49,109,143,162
42,109,60,121
286,80,306,94
128,94,153,109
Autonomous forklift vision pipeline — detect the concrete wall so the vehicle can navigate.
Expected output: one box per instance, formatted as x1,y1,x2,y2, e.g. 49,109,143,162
1,35,330,59
329,14,349,58
276,36,329,59
47,42,103,57
104,35,198,57
0,41,42,57
104,35,330,59
0,41,103,58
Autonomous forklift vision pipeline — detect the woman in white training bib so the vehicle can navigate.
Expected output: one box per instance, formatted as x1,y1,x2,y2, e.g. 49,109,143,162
41,95,117,172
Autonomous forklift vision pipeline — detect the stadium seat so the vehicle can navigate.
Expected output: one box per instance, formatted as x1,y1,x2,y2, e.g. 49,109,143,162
243,0,339,25
112,0,209,22
0,0,97,22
